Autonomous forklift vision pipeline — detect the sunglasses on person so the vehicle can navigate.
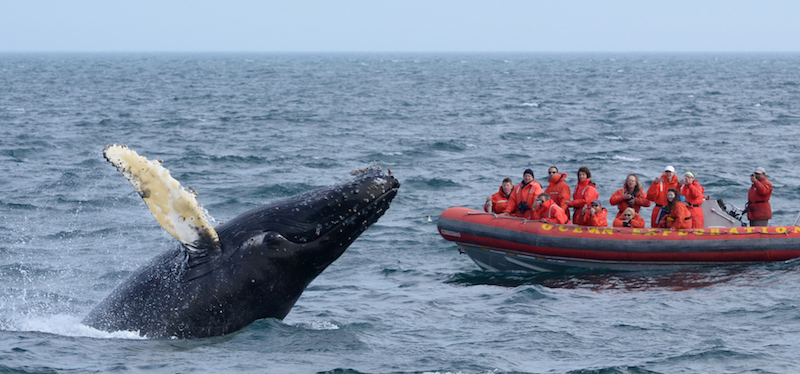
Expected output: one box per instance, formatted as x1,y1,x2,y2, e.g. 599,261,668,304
623,213,633,217
591,204,600,207
549,171,558,174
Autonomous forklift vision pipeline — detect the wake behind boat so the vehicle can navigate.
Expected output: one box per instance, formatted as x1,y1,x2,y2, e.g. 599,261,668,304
438,200,800,273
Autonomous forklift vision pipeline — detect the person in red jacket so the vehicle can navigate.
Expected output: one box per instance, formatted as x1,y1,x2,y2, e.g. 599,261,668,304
613,207,646,228
485,177,514,214
658,189,692,230
679,170,705,228
545,166,571,214
647,165,679,227
609,174,651,219
568,166,599,224
503,169,543,217
746,167,773,227
530,193,569,224
578,199,608,227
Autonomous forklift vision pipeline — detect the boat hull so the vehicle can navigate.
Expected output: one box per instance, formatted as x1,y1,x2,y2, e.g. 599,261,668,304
438,207,800,273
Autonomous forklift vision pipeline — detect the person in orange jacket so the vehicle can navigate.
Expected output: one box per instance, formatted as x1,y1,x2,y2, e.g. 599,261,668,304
545,166,571,214
609,174,651,219
647,165,679,227
568,166,599,224
613,207,646,228
658,189,692,230
746,167,773,227
503,169,543,217
485,177,514,214
530,193,570,224
578,199,608,227
679,170,705,228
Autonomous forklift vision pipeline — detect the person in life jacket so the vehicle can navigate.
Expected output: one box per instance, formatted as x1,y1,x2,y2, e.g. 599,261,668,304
485,177,514,214
530,193,570,224
647,165,679,227
613,207,646,228
679,170,705,228
746,167,773,227
568,166,598,224
503,169,543,217
578,199,608,227
609,173,651,219
545,166,571,214
658,188,692,230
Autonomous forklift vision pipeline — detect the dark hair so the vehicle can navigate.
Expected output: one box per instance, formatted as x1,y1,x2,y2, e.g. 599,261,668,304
578,166,591,179
667,188,681,209
538,193,550,201
502,177,513,185
549,166,558,173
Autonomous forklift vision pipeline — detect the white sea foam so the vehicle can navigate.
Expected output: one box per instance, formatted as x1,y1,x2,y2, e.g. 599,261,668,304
16,315,145,339
521,102,539,107
299,321,340,330
613,155,642,162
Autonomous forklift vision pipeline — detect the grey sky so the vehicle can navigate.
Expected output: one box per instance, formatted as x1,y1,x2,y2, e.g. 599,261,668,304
2,0,798,53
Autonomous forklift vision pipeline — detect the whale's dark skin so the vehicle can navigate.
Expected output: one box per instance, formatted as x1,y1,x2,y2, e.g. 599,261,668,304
83,167,399,338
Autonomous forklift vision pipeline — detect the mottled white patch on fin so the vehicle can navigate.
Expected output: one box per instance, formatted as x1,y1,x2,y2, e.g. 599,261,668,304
103,144,219,252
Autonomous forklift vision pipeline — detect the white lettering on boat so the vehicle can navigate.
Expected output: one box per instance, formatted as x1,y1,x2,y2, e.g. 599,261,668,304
440,229,461,237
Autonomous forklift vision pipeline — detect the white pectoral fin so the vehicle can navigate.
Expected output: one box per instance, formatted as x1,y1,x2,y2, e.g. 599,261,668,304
103,144,219,252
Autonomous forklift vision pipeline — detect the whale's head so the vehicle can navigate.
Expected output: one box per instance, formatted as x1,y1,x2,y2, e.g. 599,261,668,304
213,166,400,276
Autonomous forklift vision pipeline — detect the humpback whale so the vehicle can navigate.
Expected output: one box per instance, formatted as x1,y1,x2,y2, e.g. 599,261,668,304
83,145,400,338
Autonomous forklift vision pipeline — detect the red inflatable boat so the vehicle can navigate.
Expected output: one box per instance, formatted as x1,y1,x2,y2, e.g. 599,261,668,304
438,206,800,273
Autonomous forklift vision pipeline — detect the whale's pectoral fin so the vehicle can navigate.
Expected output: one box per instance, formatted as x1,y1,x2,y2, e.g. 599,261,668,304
103,144,220,253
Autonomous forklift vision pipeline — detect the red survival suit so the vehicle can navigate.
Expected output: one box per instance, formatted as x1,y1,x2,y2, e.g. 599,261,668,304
612,212,646,228
530,199,570,224
659,202,692,230
646,173,679,227
504,180,544,217
545,173,571,213
578,207,608,227
609,184,651,219
746,176,773,222
680,180,705,228
484,186,512,214
568,178,598,224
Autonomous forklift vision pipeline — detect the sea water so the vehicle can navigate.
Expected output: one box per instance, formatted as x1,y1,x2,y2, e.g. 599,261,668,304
1,53,800,373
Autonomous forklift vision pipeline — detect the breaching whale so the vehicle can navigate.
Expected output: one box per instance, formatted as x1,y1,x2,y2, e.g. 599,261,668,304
83,144,400,338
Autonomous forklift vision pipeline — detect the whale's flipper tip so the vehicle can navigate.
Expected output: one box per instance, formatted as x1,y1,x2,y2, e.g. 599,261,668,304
103,144,219,252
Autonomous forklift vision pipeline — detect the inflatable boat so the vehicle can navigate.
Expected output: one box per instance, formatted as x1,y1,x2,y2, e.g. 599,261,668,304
438,201,800,273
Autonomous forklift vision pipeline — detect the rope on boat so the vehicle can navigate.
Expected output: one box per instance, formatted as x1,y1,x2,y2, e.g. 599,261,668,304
465,211,793,236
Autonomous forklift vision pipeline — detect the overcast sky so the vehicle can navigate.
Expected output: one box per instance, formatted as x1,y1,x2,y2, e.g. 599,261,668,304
2,0,798,53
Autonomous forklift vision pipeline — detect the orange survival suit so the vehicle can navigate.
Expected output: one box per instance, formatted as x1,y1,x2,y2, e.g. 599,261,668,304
680,180,705,228
647,173,679,227
568,178,599,224
746,176,773,222
504,180,543,217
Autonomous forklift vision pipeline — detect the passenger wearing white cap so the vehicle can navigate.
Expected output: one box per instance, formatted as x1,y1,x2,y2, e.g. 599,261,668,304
746,167,772,227
646,165,679,227
679,170,705,228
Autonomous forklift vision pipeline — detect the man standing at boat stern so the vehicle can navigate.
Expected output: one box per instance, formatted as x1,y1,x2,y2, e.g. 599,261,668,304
747,167,773,227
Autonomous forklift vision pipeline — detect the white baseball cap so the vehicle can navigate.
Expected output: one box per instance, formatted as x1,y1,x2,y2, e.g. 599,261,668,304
754,167,766,174
665,165,675,173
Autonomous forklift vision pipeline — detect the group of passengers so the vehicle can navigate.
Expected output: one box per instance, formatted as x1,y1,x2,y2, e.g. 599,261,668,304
484,165,773,228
